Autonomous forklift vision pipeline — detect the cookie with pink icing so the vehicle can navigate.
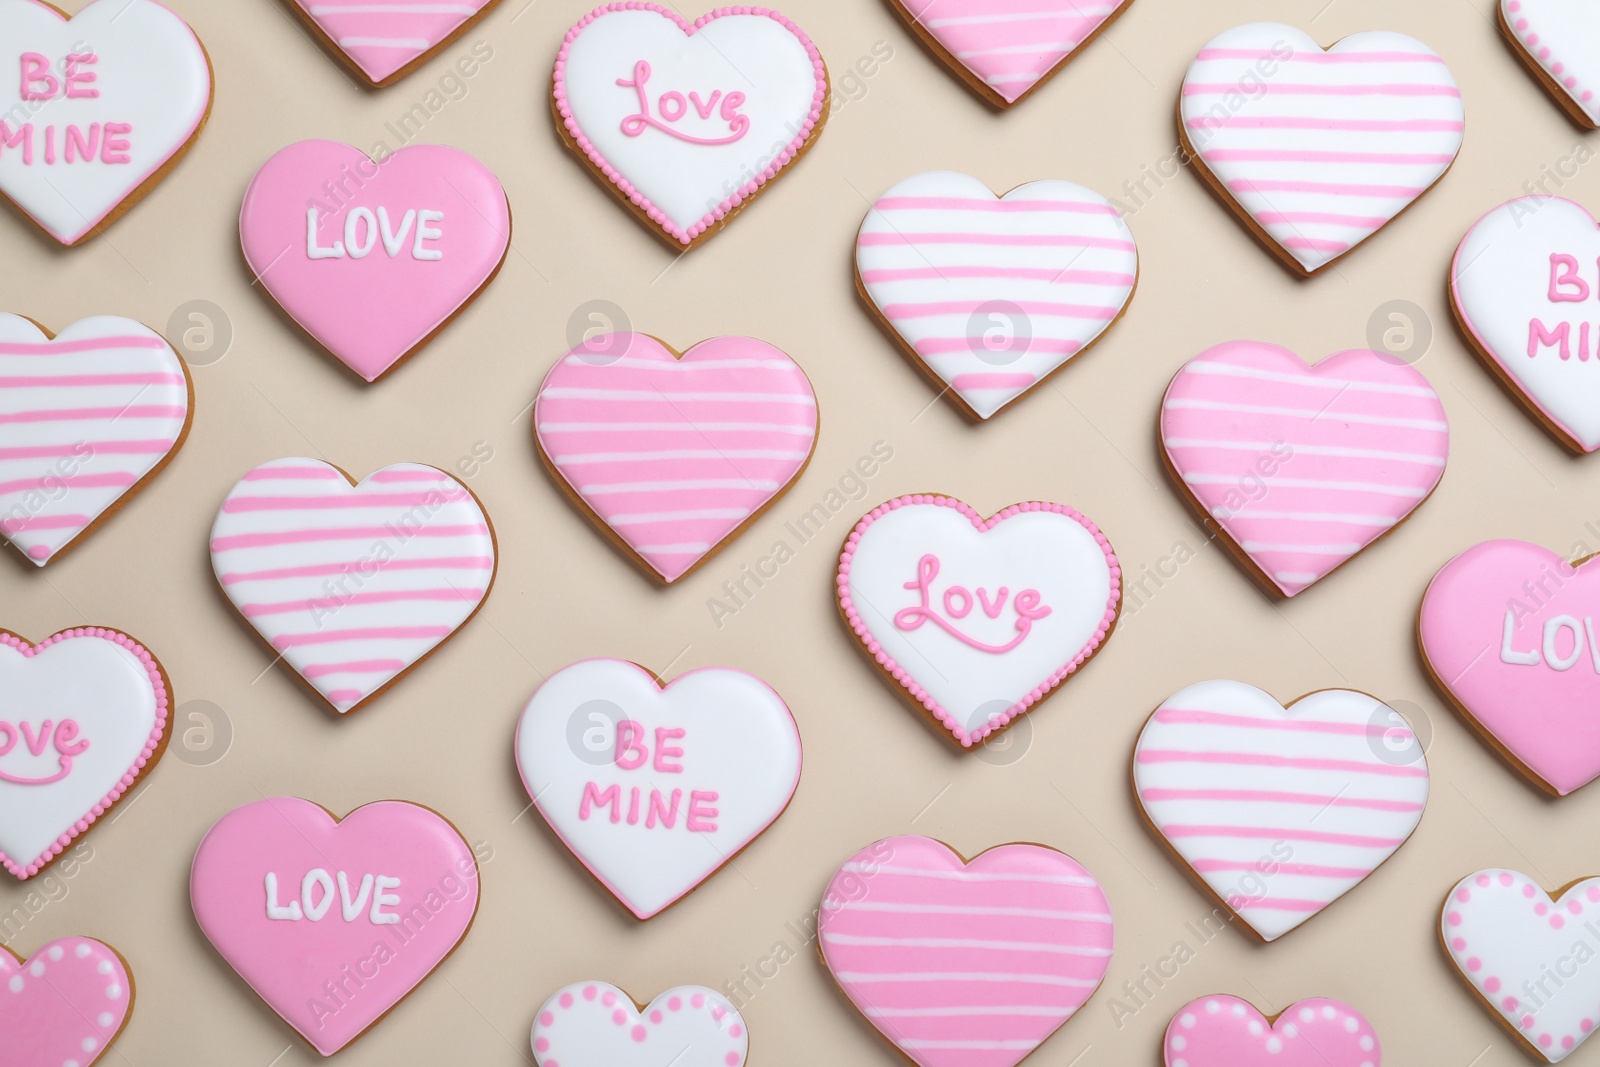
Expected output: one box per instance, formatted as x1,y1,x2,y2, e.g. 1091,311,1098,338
533,331,817,584
531,981,747,1066
190,796,480,1057
0,313,192,567
1501,1,1600,128
817,834,1113,1067
1180,24,1464,275
1163,995,1381,1066
1,936,133,1066
1133,680,1429,942
1160,341,1449,598
887,0,1133,108
240,140,510,383
208,457,496,715
0,626,169,880
283,0,501,87
514,657,801,920
553,3,828,249
1420,539,1600,796
855,171,1138,420
1442,868,1600,1062
0,0,211,245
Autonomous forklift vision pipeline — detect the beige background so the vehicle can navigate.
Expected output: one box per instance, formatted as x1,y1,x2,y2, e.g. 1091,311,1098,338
1,0,1595,1062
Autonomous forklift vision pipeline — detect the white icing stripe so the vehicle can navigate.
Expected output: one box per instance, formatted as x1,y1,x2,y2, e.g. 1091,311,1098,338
1209,509,1399,527
337,35,431,47
608,508,750,525
839,862,1099,885
823,900,1113,921
552,450,810,464
312,4,478,11
831,972,1100,987
1178,360,1439,396
1182,474,1431,497
1163,438,1446,465
539,421,815,435
560,356,803,371
1238,541,1364,554
577,479,782,494
1164,398,1448,431
541,388,815,404
823,934,1112,955
866,1006,1080,1017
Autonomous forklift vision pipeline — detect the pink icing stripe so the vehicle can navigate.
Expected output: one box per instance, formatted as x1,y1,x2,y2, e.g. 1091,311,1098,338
221,490,469,512
1256,210,1387,227
239,588,486,617
1195,47,1445,63
301,658,407,679
881,300,1119,320
1152,706,1396,736
1205,148,1456,164
1184,81,1461,96
1161,824,1404,847
217,556,495,584
0,514,91,532
0,473,137,494
1136,749,1427,777
1227,178,1424,197
0,373,186,387
1139,787,1424,812
239,466,344,481
323,688,365,703
0,440,174,459
874,196,1117,214
367,469,457,483
1235,897,1330,912
269,625,453,649
210,523,489,551
859,267,1136,285
1187,115,1464,131
1190,859,1373,878
857,232,1135,250
950,373,1037,389
0,336,168,354
0,405,187,424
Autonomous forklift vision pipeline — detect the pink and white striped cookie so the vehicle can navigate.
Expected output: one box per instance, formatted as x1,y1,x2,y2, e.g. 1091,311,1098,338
888,0,1135,107
534,332,816,584
1501,1,1600,128
285,0,500,86
0,314,191,567
1163,995,1381,1066
1159,341,1448,598
1134,680,1429,942
209,457,496,714
1181,24,1464,274
855,171,1137,420
530,981,747,1066
818,835,1112,1067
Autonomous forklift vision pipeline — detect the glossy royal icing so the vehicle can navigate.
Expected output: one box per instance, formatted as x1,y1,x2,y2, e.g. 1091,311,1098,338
1501,0,1600,127
530,981,748,1066
287,0,500,86
1162,995,1382,1066
0,936,133,1067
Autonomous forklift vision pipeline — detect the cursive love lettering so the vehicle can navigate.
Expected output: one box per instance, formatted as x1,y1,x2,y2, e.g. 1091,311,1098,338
0,718,87,784
616,60,748,145
893,554,1051,654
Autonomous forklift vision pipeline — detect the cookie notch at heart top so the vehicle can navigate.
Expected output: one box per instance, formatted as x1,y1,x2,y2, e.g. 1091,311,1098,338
530,981,748,1065
281,0,504,87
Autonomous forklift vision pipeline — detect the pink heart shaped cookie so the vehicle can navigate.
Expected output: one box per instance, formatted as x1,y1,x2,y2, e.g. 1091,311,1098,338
534,332,817,583
530,981,748,1065
1163,995,1382,1066
818,835,1113,1067
190,797,480,1058
240,140,510,382
209,457,497,715
1501,1,1600,128
1160,341,1448,597
0,627,169,880
1,936,133,1067
285,0,501,86
1420,539,1600,796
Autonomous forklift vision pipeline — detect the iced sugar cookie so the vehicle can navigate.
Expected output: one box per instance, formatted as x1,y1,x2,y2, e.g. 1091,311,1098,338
284,0,502,87
190,797,480,1058
818,835,1112,1067
0,314,191,566
1160,341,1448,597
0,936,133,1066
240,140,510,383
855,171,1138,420
1501,1,1600,128
1163,995,1381,1066
836,495,1119,748
1180,24,1463,275
0,0,211,245
1420,539,1600,796
553,3,828,248
0,627,169,880
1133,680,1428,942
1451,196,1600,453
533,331,817,583
514,658,800,920
888,0,1133,108
209,457,496,715
1442,869,1600,1062
531,981,747,1066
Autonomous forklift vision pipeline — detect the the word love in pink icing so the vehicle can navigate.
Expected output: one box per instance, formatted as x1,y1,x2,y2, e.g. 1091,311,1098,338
530,980,748,1066
1163,995,1382,1066
0,718,88,784
616,60,747,144
0,936,132,1067
895,553,1051,654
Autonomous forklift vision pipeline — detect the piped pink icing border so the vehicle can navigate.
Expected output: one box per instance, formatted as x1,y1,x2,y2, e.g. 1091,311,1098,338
552,3,828,246
0,628,169,879
835,495,1121,747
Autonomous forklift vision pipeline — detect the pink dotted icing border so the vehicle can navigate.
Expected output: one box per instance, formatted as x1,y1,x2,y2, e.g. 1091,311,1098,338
835,495,1121,748
1505,0,1598,116
552,3,828,245
0,628,169,880
534,983,744,1065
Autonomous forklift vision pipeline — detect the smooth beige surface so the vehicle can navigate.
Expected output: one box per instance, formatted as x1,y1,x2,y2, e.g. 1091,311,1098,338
1,0,1596,1062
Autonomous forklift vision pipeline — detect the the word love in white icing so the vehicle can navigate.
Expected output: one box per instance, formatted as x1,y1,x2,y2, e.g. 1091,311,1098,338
264,869,402,924
1500,608,1600,672
616,59,748,145
305,207,444,261
0,718,88,785
580,724,719,833
894,553,1052,655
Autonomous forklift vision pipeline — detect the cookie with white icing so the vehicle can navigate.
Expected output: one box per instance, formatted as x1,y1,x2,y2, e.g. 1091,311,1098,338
1500,0,1600,128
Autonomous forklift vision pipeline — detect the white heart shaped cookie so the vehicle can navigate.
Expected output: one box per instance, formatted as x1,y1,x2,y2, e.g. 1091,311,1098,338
514,658,800,919
531,982,747,1066
1501,0,1600,127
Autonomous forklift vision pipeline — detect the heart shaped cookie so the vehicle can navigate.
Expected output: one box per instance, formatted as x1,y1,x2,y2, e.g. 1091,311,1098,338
209,457,496,714
1451,196,1600,453
284,0,501,86
1160,341,1448,597
530,981,748,1065
837,495,1119,748
818,835,1112,1067
1134,680,1429,942
1442,869,1600,1062
534,331,816,583
889,0,1134,107
0,314,192,566
1,936,133,1066
1163,996,1381,1066
1420,539,1600,796
1501,0,1600,127
0,0,211,245
553,3,828,248
1180,24,1463,274
855,171,1138,420
0,627,169,880
190,797,480,1057
240,140,510,382
514,658,800,919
